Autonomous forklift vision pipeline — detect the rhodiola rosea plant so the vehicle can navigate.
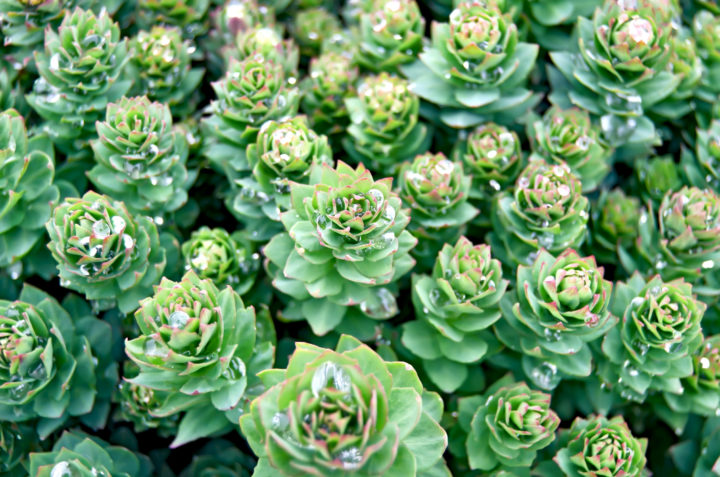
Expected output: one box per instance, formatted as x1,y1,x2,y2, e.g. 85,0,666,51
3,0,720,475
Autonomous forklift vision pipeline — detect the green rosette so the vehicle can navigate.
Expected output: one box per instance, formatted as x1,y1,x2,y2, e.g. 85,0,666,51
128,26,205,116
88,96,192,218
124,271,276,448
401,1,540,128
25,7,130,158
181,226,260,294
229,115,333,241
620,186,720,284
457,379,560,473
354,0,425,73
239,335,450,477
528,106,612,192
263,161,416,337
549,1,680,148
300,51,358,141
600,273,705,402
398,152,478,268
589,188,644,267
554,415,648,477
402,236,507,392
46,191,166,314
496,249,615,390
343,72,431,176
489,159,589,269
0,285,117,439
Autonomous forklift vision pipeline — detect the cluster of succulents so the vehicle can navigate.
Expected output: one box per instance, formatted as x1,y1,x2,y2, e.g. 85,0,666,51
5,0,720,476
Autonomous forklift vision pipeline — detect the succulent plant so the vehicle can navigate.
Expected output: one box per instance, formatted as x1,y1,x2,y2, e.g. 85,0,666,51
26,7,130,158
453,122,523,201
264,161,416,336
239,334,450,477
125,271,275,447
46,191,166,314
457,379,560,472
354,0,425,73
300,51,358,140
528,106,612,192
600,273,705,402
113,361,180,437
181,226,260,294
28,430,153,477
88,96,192,218
692,417,720,477
128,26,205,115
0,285,117,438
202,57,300,189
496,249,615,390
401,1,540,128
343,73,431,176
0,109,60,268
489,159,590,269
402,236,507,392
621,186,720,284
549,0,679,147
292,8,343,57
554,415,648,477
229,115,333,240
229,25,300,77
398,153,478,267
589,188,644,266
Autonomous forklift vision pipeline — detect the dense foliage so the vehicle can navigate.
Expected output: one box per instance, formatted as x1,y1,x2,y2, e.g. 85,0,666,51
2,0,720,475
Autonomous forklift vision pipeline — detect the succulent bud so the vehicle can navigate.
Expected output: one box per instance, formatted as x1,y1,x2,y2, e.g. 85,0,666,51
181,226,260,294
490,159,589,268
602,273,706,401
496,249,615,390
125,271,275,447
403,237,507,391
453,123,524,200
264,162,416,335
301,51,358,139
129,26,204,114
26,8,130,156
88,96,191,217
0,285,116,439
355,0,425,72
344,73,430,175
554,415,647,477
239,335,449,476
529,107,612,192
46,191,166,314
462,381,560,471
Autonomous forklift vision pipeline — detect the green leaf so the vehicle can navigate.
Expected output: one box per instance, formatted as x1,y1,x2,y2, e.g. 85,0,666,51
170,405,232,448
402,321,442,360
424,358,468,393
301,299,346,336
